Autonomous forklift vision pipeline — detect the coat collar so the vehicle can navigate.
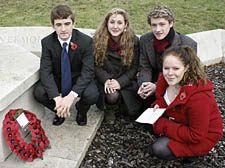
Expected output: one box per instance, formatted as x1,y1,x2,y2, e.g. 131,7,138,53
156,73,214,110
145,32,181,70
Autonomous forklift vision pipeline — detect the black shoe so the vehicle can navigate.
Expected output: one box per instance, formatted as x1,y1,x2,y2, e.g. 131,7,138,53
182,157,198,167
53,115,65,126
76,112,87,126
183,161,196,168
75,102,87,126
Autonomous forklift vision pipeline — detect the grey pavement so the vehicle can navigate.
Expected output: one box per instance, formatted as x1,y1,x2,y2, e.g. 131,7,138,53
0,103,103,168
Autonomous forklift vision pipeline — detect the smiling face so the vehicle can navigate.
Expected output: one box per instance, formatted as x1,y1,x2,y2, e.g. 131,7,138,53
107,14,127,42
52,16,74,41
150,17,173,40
163,54,189,87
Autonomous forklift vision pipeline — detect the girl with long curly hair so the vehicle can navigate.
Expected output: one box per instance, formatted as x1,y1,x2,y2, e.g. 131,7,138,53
93,8,142,124
151,45,223,165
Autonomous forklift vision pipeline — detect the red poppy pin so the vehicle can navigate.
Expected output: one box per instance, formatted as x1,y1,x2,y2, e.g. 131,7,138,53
179,91,186,101
70,42,78,50
117,50,121,55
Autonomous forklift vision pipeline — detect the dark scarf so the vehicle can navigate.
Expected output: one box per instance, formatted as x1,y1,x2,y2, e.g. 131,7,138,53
153,27,175,68
108,38,121,54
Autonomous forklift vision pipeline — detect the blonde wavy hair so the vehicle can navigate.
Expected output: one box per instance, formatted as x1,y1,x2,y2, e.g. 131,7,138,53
93,8,135,67
147,5,174,25
162,45,206,86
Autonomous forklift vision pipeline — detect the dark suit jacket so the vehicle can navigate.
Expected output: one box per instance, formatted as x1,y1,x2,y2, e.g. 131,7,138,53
40,29,94,100
137,31,197,86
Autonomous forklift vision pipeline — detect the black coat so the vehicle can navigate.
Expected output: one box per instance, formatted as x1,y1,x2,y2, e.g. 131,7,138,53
95,36,142,116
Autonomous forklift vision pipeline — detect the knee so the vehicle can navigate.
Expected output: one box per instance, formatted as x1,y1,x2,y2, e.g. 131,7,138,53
152,137,175,160
105,91,120,105
82,87,99,105
89,91,99,105
33,83,48,103
152,142,162,157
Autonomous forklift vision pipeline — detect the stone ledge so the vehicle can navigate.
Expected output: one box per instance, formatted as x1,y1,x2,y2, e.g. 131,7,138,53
188,29,225,65
0,27,95,54
0,27,224,65
0,43,40,111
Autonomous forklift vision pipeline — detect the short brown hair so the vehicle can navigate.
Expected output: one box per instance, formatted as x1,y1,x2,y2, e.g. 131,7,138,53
147,5,174,25
50,5,75,25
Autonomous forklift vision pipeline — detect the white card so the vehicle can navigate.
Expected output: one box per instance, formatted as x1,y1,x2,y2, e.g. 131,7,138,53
136,108,166,124
16,112,30,129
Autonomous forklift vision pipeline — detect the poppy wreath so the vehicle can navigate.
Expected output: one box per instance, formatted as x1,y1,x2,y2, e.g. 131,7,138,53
3,109,50,161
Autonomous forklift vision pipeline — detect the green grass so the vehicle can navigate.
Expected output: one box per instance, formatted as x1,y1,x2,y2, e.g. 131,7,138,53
0,0,224,35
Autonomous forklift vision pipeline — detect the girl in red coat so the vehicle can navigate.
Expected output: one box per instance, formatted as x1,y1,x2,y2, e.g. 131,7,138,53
151,45,223,163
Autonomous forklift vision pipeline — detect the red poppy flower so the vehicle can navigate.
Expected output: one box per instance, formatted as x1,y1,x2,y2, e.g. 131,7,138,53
20,148,29,161
12,140,21,153
42,136,50,147
27,153,35,162
3,124,16,134
180,91,186,100
36,140,45,149
70,42,78,50
35,146,43,157
3,117,11,125
24,111,34,120
117,50,121,55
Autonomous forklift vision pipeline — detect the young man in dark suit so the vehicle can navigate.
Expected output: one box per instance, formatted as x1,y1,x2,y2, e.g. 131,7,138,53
34,5,99,126
137,5,197,109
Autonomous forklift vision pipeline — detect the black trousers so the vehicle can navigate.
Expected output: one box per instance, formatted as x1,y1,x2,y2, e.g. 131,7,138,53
33,80,99,115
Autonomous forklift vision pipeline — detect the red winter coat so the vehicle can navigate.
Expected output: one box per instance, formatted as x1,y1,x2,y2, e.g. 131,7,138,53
151,73,223,157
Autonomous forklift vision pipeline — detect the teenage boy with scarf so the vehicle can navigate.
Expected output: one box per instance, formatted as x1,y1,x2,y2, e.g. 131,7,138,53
137,5,197,109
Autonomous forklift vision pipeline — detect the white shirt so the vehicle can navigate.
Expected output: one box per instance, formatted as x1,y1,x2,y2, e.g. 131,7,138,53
164,89,171,105
57,36,78,98
57,36,71,52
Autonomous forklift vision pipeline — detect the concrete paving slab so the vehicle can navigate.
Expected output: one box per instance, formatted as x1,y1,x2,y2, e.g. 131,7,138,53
0,154,77,168
0,105,103,168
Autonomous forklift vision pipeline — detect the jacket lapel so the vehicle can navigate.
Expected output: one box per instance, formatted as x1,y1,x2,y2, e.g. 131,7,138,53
146,36,157,69
52,32,62,60
171,32,182,47
68,29,79,62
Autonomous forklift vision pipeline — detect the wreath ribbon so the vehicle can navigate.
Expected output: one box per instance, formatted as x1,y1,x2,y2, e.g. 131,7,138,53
3,109,50,161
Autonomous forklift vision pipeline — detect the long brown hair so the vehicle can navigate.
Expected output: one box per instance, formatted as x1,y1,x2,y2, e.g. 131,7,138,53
162,45,206,86
93,8,135,67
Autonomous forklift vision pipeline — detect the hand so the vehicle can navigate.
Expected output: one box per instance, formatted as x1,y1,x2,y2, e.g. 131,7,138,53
104,79,116,94
138,82,156,99
110,79,121,90
153,104,159,112
54,92,75,118
53,96,63,113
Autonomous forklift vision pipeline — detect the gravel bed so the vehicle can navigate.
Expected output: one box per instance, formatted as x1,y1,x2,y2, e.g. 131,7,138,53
80,62,225,168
